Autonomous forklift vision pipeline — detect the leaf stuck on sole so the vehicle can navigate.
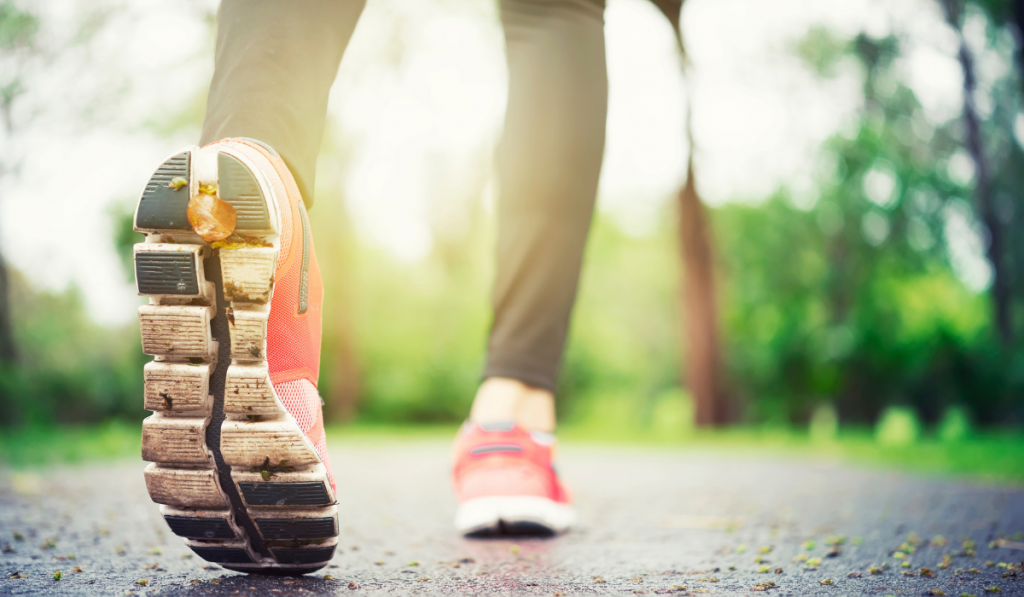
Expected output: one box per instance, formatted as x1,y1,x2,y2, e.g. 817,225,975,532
187,188,237,243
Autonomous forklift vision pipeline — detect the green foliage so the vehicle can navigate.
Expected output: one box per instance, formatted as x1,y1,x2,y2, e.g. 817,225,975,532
938,405,973,442
0,1,39,50
344,241,490,423
717,26,1023,428
558,217,681,426
648,387,696,439
0,269,145,425
1,0,1022,437
809,404,839,443
876,406,922,447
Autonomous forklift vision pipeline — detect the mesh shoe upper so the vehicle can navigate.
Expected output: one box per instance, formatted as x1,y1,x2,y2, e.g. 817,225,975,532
205,138,330,488
452,422,571,504
276,378,335,490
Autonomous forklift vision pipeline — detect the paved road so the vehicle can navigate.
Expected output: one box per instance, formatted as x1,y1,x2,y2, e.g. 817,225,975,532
1,441,1022,596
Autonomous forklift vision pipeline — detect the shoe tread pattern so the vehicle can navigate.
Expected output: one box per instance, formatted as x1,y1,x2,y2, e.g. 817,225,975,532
238,481,332,506
219,152,271,231
136,145,337,574
136,252,199,295
135,152,191,231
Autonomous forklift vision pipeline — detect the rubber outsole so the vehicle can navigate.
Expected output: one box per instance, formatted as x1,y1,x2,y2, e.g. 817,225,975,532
136,152,191,231
455,496,576,538
134,144,338,574
256,518,336,540
164,516,236,539
135,252,199,295
218,152,271,232
238,482,332,506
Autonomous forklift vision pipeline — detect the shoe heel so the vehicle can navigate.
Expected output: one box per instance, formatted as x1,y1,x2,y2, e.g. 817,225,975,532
134,150,194,232
218,152,275,235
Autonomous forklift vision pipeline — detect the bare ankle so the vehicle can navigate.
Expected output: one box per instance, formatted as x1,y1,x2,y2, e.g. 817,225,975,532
469,377,556,433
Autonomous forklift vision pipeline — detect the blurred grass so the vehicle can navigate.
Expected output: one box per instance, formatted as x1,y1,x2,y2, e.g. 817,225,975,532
1,421,1021,485
557,426,1024,485
0,420,143,468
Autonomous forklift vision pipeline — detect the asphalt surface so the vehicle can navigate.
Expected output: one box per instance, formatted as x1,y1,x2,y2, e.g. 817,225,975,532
1,440,1022,596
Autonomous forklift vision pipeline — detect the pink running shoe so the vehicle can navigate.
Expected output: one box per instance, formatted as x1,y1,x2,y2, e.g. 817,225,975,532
133,139,337,574
452,422,576,536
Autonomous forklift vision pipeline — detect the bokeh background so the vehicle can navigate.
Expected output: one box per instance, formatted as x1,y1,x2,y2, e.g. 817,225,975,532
0,0,1022,458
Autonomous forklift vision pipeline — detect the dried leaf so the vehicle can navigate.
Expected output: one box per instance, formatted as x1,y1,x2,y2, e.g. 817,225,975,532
187,192,237,242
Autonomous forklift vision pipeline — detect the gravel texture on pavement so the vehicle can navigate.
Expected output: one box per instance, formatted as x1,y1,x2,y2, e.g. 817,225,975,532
1,440,1022,596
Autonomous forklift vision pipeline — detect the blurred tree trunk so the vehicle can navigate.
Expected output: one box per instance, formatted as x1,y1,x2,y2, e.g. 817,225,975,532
942,0,1013,346
649,0,729,426
0,252,16,363
678,156,727,425
0,2,35,366
310,124,362,423
316,189,361,423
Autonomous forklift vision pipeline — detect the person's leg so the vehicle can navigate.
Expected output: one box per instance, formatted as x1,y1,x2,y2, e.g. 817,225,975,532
473,0,608,432
201,0,365,207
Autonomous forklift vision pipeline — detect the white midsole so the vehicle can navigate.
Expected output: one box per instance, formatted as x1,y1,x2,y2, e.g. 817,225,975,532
454,496,577,534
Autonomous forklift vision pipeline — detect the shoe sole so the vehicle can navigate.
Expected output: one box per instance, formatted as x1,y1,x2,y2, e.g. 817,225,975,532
134,144,338,575
455,496,576,537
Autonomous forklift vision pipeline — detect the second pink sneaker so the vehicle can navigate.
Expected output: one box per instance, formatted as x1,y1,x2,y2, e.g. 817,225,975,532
452,422,576,536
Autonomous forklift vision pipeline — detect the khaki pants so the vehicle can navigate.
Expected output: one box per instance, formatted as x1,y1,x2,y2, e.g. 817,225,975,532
201,0,608,392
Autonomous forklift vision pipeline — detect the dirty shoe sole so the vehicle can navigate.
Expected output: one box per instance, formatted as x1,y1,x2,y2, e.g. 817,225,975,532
133,145,338,574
